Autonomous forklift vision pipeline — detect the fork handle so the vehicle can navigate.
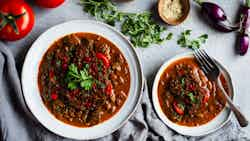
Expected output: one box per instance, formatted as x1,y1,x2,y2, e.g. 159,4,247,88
216,77,248,127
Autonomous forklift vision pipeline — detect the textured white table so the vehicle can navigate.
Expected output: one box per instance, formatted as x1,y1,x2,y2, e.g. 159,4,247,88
7,0,250,137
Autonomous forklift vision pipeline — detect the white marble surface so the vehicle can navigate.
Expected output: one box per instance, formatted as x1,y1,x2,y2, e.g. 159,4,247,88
6,0,250,137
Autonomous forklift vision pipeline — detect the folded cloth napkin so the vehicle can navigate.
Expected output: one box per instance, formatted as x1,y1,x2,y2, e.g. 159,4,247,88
0,42,248,141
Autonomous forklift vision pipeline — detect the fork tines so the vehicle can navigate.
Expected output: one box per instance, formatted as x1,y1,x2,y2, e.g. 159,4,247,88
194,49,220,80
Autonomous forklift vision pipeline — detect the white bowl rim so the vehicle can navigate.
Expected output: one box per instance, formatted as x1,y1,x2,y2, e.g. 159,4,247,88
152,51,234,137
21,20,144,140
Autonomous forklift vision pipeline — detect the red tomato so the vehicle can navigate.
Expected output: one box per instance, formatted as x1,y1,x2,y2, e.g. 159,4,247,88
0,0,35,41
51,92,58,100
173,101,184,115
105,83,113,96
96,53,110,68
35,0,65,8
200,88,210,104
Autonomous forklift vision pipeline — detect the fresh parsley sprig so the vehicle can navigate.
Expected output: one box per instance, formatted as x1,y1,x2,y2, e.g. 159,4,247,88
177,30,208,50
121,12,167,48
66,64,94,90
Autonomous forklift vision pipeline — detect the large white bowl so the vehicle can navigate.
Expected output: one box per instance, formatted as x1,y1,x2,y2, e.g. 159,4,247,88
152,52,234,137
21,20,143,140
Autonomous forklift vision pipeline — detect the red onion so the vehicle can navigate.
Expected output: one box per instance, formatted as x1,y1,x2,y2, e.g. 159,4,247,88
237,33,249,55
236,0,250,55
194,0,239,32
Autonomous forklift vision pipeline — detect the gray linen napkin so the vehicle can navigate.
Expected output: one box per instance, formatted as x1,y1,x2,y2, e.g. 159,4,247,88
0,42,249,141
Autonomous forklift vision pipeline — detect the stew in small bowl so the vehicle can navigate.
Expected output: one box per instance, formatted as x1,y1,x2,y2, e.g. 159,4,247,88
152,52,234,136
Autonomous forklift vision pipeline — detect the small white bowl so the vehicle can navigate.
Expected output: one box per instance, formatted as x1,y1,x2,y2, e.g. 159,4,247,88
152,52,234,137
21,20,144,140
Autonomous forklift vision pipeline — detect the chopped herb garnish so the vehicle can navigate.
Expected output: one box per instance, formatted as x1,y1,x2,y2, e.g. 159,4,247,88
56,60,61,66
181,77,185,87
178,103,185,111
79,0,170,48
166,32,173,40
66,64,94,90
79,0,123,25
121,12,166,48
177,30,208,50
187,92,196,103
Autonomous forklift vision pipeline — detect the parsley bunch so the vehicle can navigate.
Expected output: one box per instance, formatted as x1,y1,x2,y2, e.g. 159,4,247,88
121,12,167,47
79,0,123,25
66,64,94,90
79,0,170,48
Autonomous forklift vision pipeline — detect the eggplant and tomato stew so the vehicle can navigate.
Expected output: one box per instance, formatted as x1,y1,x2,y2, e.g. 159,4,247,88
38,33,130,127
158,58,228,126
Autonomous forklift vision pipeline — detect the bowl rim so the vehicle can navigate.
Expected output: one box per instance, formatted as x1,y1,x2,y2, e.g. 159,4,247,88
158,0,190,25
21,20,144,140
152,51,234,137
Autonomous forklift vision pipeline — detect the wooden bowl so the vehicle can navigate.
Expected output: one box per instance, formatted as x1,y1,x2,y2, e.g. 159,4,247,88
158,0,190,25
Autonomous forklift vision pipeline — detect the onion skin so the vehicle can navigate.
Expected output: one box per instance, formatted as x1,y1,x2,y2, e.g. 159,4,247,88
198,2,239,32
237,33,249,55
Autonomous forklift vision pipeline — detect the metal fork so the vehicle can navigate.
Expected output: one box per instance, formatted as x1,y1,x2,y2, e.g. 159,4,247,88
194,49,248,127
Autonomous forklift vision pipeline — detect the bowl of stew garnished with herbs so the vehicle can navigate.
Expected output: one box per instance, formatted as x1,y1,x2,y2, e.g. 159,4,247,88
22,20,143,140
152,52,234,136
38,32,131,127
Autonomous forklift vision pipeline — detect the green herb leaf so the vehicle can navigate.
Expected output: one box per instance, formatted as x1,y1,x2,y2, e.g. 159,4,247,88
177,103,185,111
187,92,196,103
166,32,173,40
198,34,208,43
79,0,122,26
66,64,94,90
68,81,78,90
181,77,185,87
177,30,208,50
80,80,93,90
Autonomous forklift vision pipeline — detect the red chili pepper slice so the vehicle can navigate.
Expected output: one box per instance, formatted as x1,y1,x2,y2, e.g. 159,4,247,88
105,83,113,96
173,101,184,115
202,93,210,104
96,53,110,68
51,92,58,100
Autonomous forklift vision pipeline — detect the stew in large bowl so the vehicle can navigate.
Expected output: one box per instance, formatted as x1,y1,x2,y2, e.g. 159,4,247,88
38,33,130,127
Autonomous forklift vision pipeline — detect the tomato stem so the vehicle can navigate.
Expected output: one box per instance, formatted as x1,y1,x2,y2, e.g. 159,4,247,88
0,12,26,34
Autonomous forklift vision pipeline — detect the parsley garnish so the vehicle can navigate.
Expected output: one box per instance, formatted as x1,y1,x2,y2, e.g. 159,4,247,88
177,30,208,50
181,77,185,87
66,64,94,90
187,92,196,103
